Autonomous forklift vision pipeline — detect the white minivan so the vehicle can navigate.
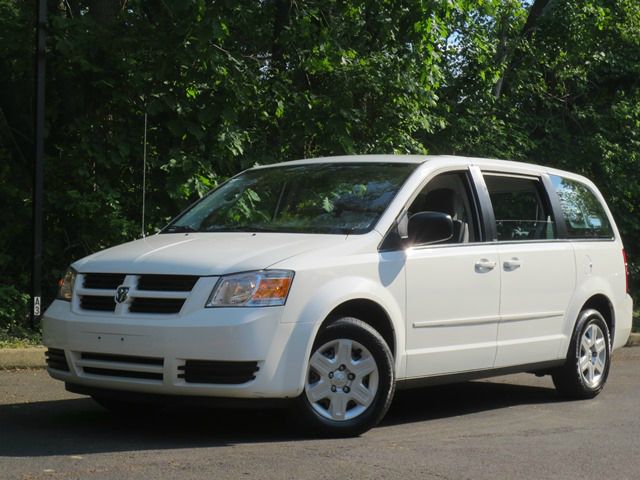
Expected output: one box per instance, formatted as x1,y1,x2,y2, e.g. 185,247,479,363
43,155,633,436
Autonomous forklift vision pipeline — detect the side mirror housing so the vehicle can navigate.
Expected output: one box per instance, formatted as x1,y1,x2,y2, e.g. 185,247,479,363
407,211,454,245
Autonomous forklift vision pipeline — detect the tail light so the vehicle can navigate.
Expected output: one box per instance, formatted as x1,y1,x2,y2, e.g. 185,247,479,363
622,249,629,294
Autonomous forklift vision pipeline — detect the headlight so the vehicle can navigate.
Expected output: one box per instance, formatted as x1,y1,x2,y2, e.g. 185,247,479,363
56,268,77,301
206,270,294,307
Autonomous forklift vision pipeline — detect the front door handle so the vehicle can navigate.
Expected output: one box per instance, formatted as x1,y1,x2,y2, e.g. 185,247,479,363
475,259,496,272
503,258,522,271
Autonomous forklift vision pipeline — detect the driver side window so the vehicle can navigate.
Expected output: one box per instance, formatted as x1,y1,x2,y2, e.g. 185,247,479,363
408,171,479,244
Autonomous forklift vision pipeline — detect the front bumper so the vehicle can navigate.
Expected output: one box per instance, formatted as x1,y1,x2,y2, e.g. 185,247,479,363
42,300,314,399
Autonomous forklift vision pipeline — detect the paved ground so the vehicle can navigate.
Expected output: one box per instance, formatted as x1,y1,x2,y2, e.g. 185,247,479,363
1,348,639,480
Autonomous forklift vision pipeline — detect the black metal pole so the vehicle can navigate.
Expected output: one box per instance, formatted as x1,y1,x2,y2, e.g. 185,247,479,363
32,0,47,327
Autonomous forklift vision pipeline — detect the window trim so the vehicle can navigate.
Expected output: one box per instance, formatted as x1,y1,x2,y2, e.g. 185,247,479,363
469,166,497,242
378,166,486,251
480,170,559,244
541,173,568,239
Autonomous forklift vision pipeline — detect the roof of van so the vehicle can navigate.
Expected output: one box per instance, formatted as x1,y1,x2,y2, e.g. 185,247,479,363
255,154,542,168
253,154,582,181
253,155,595,187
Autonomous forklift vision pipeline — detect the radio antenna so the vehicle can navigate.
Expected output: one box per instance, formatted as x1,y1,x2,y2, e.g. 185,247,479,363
142,112,148,238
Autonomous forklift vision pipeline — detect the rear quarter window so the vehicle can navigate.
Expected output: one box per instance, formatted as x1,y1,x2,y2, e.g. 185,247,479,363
550,175,614,239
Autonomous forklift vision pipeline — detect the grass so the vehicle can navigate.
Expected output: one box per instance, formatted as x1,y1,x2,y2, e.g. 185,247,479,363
633,310,640,333
0,326,42,349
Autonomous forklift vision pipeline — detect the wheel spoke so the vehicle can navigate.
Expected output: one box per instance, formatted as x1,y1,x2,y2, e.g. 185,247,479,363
329,393,348,420
350,355,377,377
594,336,606,354
579,355,591,373
580,337,591,355
307,380,332,403
589,325,598,346
588,363,595,384
310,351,336,377
348,381,374,407
594,356,606,375
336,339,353,366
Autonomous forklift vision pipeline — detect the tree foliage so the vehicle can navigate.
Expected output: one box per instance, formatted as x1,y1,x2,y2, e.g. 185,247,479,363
0,0,639,332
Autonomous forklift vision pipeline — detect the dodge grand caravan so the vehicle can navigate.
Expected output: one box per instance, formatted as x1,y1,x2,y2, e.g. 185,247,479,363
43,155,633,436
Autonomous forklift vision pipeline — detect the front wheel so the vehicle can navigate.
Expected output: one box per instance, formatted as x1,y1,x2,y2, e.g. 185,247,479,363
552,309,611,399
294,317,395,437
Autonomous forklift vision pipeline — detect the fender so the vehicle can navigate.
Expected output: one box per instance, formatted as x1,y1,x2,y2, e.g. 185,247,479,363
558,276,617,357
287,275,407,391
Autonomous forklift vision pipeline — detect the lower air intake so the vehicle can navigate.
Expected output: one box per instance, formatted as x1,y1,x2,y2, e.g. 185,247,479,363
45,348,69,372
178,360,259,384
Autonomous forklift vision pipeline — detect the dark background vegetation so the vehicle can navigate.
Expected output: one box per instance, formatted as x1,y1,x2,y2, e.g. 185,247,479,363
1,0,638,340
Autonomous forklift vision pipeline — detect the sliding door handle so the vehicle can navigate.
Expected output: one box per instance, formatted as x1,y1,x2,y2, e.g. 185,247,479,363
475,259,496,272
503,258,522,271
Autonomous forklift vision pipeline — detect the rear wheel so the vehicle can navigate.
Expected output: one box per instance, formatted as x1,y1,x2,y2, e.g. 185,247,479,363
295,317,395,437
552,309,611,399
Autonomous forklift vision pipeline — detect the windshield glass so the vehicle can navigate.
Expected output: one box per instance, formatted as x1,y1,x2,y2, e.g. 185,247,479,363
163,162,417,234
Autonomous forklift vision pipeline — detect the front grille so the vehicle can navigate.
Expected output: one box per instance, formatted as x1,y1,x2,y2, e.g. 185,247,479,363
79,351,164,382
137,275,198,292
129,298,185,314
83,273,126,290
178,360,259,384
77,273,196,315
80,295,116,312
45,348,69,371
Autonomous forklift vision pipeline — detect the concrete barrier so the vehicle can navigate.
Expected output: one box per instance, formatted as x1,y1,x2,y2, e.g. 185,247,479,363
0,347,46,369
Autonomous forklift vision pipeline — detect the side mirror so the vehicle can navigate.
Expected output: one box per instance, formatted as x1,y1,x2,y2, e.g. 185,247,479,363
407,211,453,245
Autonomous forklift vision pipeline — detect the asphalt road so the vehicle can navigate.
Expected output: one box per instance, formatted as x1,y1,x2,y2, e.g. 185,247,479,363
2,348,639,480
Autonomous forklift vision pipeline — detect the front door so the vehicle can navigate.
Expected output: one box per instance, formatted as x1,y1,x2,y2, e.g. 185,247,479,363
405,245,500,377
404,170,500,378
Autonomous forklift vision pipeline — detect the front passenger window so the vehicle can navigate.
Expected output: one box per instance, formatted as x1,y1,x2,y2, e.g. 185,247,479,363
408,171,478,244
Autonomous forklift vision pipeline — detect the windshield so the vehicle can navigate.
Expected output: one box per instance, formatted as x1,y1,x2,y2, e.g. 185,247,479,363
163,162,417,235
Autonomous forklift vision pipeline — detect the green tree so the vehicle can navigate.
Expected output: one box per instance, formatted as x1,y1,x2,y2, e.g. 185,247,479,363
1,0,638,336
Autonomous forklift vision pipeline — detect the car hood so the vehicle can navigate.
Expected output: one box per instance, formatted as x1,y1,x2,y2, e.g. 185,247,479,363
72,232,350,276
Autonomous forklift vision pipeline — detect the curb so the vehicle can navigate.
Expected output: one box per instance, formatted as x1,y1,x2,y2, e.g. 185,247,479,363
0,347,46,369
0,335,639,369
626,333,640,348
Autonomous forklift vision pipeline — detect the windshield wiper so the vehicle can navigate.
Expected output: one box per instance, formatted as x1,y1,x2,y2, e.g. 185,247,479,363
163,225,196,234
205,226,282,233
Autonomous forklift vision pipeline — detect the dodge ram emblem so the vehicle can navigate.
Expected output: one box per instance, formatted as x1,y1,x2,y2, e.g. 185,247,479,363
115,286,130,304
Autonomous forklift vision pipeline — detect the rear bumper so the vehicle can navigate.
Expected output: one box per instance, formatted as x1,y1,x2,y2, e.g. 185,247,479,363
613,293,634,351
42,300,314,399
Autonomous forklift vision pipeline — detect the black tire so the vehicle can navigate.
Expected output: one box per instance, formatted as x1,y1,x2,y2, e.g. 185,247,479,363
91,396,163,416
552,309,611,399
294,317,395,437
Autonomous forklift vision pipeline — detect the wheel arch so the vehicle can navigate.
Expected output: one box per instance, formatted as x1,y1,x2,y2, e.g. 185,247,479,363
321,299,396,358
580,294,615,343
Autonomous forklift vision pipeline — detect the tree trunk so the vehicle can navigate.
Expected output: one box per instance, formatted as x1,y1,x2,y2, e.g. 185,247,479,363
493,0,553,99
